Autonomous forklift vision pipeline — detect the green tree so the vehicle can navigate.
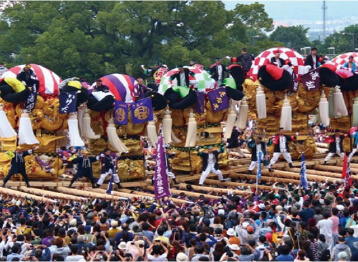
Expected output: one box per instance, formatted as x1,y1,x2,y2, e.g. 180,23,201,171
269,25,311,52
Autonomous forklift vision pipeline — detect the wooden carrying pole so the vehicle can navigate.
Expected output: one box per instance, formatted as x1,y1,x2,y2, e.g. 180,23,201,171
204,179,273,191
178,182,249,195
0,187,53,202
21,187,82,201
146,185,222,199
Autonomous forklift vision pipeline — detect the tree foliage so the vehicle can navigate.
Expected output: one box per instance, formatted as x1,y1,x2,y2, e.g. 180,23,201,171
0,1,279,80
269,25,311,52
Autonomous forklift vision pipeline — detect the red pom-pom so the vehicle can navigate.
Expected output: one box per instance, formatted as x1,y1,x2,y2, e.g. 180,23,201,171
321,63,337,72
266,64,284,81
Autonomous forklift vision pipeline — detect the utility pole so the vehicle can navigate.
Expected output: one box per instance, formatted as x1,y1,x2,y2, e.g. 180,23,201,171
322,0,327,41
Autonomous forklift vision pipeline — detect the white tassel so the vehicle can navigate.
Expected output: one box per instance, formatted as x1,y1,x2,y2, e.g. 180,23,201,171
162,107,172,144
333,86,348,117
147,121,158,146
319,91,330,126
328,88,335,117
224,106,236,139
256,85,266,119
68,114,85,147
171,132,182,143
18,111,39,145
106,118,128,153
77,107,85,136
280,95,292,131
235,99,248,130
82,109,101,140
0,104,17,138
353,97,358,126
185,109,197,147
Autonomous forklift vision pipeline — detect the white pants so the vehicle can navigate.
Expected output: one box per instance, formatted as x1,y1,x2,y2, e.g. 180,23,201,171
325,151,345,162
268,152,292,168
167,170,176,179
349,148,358,162
97,169,120,185
249,161,269,171
199,164,223,185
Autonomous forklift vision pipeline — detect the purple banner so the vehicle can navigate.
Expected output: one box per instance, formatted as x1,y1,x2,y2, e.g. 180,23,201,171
25,84,37,111
154,135,171,200
195,91,205,113
59,92,77,114
301,68,320,91
114,101,128,125
130,97,153,124
207,88,229,112
289,71,299,92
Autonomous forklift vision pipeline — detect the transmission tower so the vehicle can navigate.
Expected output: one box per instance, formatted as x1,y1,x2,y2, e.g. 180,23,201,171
322,0,327,41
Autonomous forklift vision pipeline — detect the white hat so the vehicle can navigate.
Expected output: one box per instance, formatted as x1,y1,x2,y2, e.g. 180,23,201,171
218,209,225,215
118,242,127,250
258,203,265,209
275,205,283,211
336,205,345,211
136,240,145,246
227,228,236,236
69,219,77,226
242,222,250,229
229,244,240,251
176,252,189,262
111,220,118,227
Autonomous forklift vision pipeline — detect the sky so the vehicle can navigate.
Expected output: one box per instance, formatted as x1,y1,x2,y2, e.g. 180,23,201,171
224,1,358,40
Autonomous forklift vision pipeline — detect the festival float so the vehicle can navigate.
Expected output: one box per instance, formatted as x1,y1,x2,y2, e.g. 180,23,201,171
0,66,167,182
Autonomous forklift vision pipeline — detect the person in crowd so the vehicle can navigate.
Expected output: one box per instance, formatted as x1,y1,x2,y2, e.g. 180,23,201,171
324,130,346,164
343,56,357,73
237,48,254,74
247,136,269,174
16,64,39,89
267,128,294,172
196,146,227,186
96,148,122,189
2,146,38,188
68,151,99,188
170,65,194,87
270,50,285,68
209,58,227,87
305,47,319,70
92,79,109,93
133,77,149,101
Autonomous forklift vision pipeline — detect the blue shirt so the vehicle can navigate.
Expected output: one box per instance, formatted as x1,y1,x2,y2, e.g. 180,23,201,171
299,208,314,223
276,254,294,261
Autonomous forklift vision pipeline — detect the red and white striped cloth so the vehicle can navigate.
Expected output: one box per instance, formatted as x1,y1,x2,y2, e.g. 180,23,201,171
1,64,61,96
331,52,358,67
248,47,305,80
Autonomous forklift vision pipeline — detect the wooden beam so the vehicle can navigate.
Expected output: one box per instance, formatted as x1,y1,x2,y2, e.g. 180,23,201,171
177,182,249,195
146,185,221,199
57,187,116,200
204,179,272,191
0,187,53,202
260,169,338,182
118,188,187,205
20,187,82,201
228,173,300,184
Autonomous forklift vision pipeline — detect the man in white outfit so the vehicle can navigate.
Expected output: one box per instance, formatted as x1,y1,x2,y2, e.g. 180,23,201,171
324,130,346,164
268,128,294,172
247,137,269,173
96,148,122,189
197,146,226,186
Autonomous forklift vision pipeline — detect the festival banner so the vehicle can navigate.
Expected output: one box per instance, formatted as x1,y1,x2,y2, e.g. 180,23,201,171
301,68,320,91
300,153,309,190
59,92,77,114
25,84,38,111
207,88,229,112
195,91,205,114
154,135,171,200
114,101,128,125
130,97,154,124
257,151,262,180
289,71,299,92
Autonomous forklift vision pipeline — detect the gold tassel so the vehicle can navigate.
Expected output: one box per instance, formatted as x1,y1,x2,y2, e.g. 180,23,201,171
185,109,197,147
256,84,266,119
333,86,348,117
280,94,292,131
319,90,330,126
162,107,172,144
